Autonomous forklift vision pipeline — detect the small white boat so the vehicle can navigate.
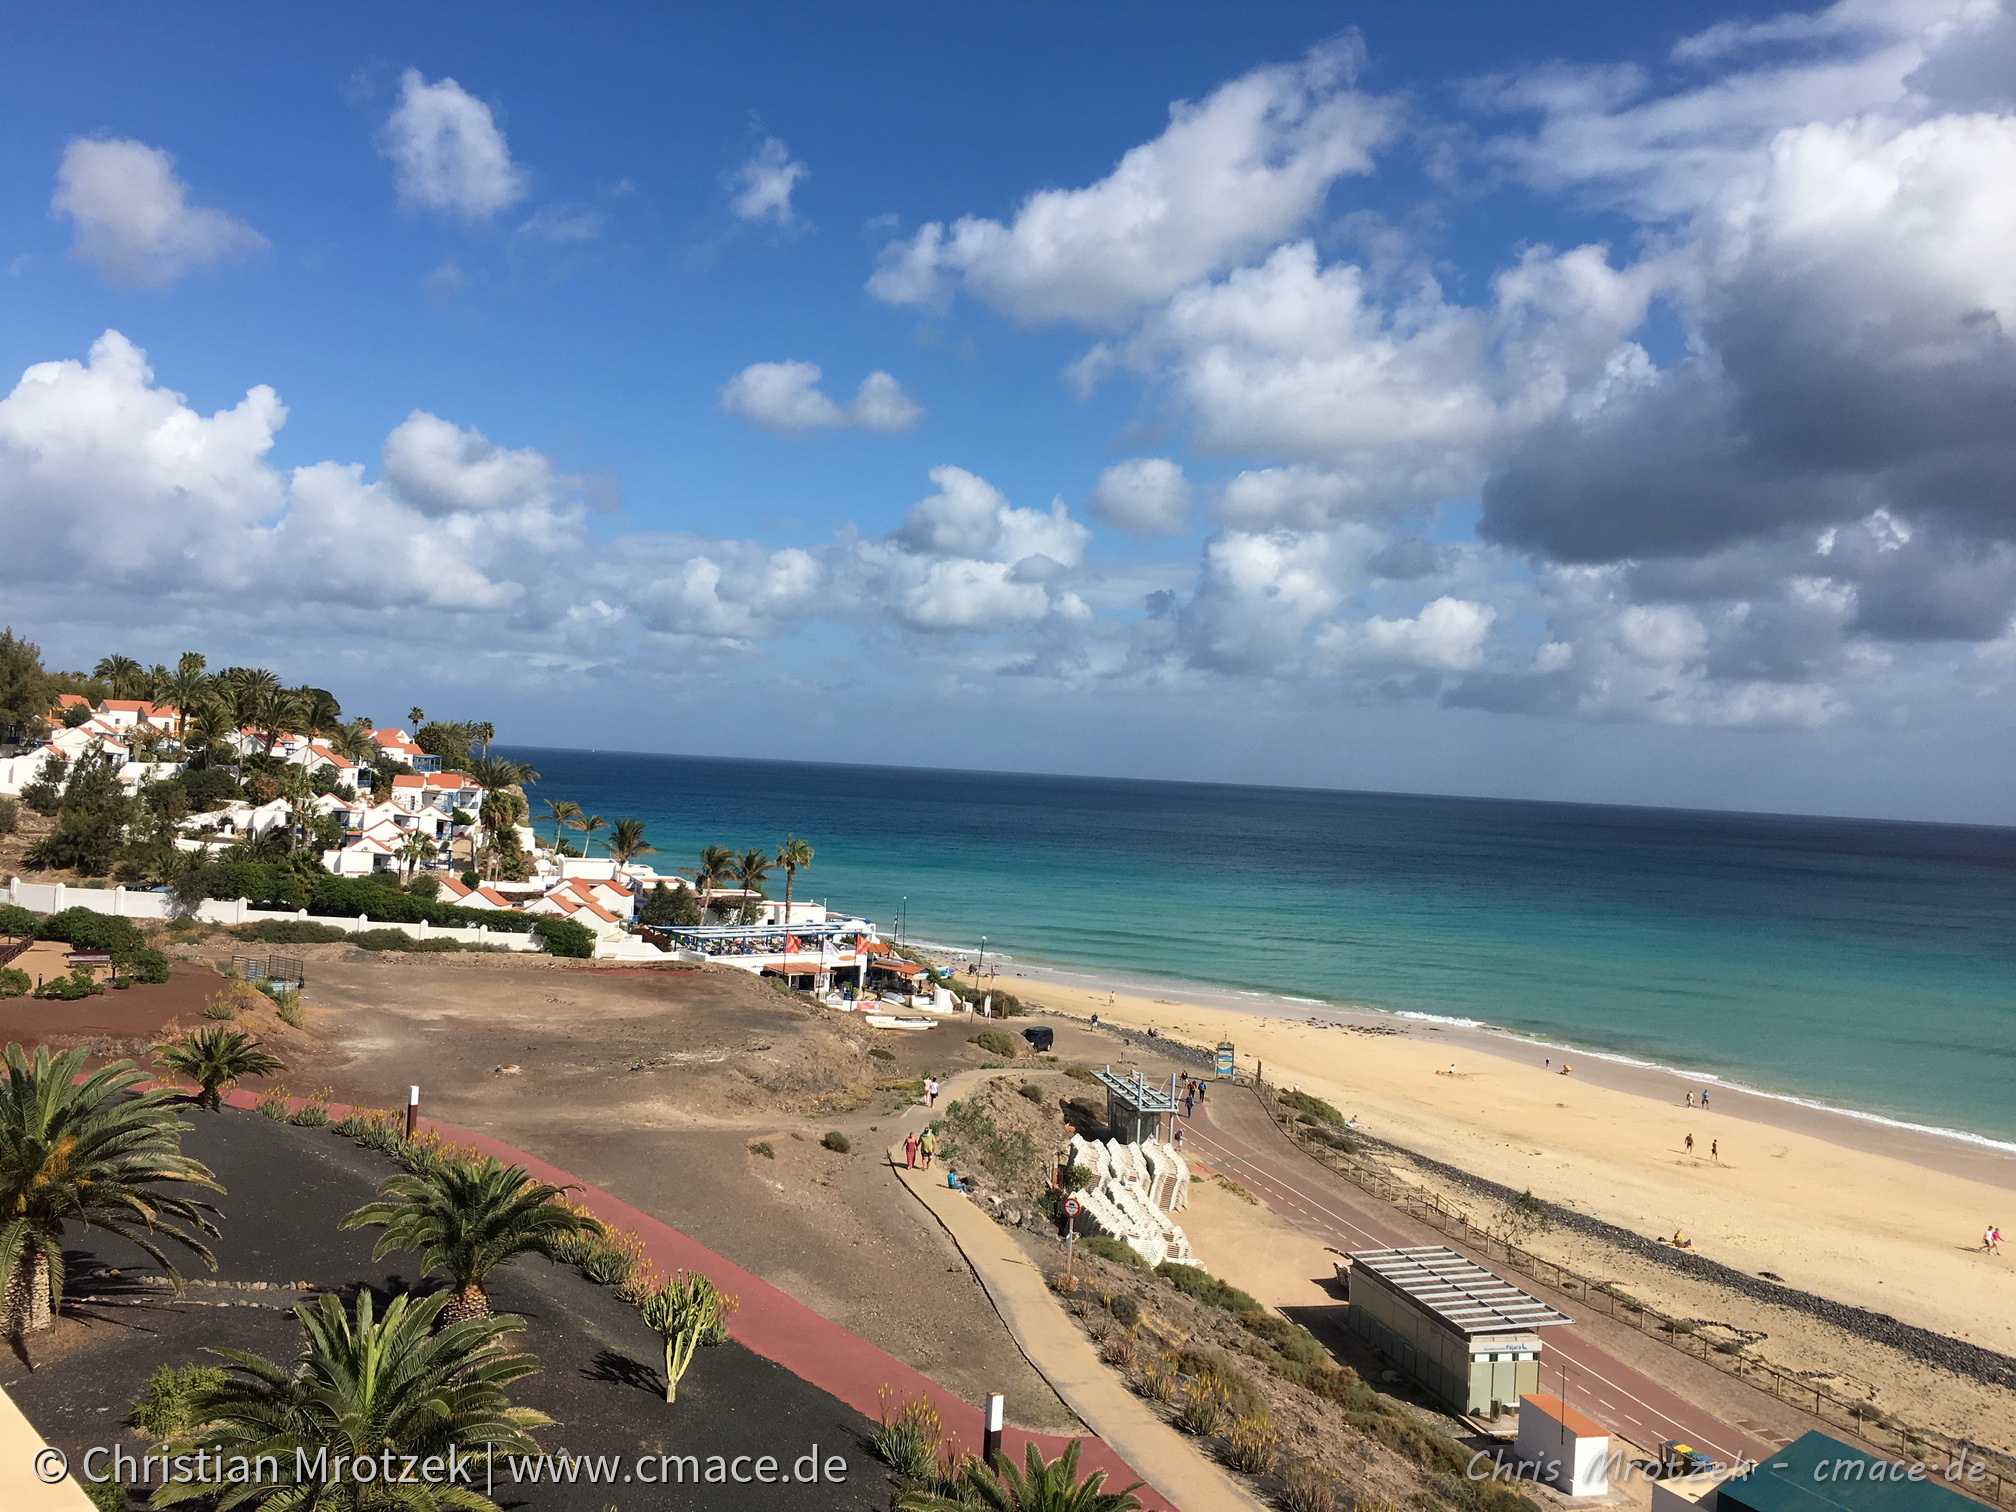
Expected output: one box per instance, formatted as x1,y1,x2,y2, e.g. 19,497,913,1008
864,1013,938,1031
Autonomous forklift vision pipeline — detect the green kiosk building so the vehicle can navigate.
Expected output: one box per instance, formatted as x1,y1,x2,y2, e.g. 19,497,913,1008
1344,1246,1572,1416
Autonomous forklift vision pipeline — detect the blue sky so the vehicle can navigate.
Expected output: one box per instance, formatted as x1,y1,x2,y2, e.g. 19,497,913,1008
7,1,2016,822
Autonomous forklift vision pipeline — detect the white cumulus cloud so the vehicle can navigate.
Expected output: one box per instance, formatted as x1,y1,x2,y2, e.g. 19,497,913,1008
729,138,809,227
52,138,266,289
867,41,1390,325
1090,458,1192,536
381,70,528,221
720,362,922,434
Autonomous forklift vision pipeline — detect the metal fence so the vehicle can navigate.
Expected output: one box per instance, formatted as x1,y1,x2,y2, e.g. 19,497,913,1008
231,954,305,986
1247,1073,2015,1509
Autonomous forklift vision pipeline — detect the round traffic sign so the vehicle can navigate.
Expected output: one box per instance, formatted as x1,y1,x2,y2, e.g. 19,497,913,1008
1062,1197,1082,1218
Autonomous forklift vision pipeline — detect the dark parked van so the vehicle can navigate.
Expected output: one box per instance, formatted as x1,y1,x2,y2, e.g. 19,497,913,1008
1021,1025,1055,1052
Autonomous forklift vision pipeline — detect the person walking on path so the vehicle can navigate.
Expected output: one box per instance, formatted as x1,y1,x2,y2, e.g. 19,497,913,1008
1184,1088,1195,1119
1711,1139,1719,1161
1985,1226,2003,1254
904,1132,918,1170
925,1076,939,1107
920,1128,937,1169
1685,1133,1695,1155
1701,1088,1711,1109
1687,1091,1696,1108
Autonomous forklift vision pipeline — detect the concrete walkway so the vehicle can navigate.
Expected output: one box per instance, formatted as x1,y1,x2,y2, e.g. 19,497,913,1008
0,1381,94,1511
892,1075,1267,1512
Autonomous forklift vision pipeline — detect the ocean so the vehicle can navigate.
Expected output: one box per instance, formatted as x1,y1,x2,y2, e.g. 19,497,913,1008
501,746,2016,1146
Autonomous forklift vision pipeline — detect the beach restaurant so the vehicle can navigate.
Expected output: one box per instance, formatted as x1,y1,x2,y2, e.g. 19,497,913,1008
1344,1246,1572,1417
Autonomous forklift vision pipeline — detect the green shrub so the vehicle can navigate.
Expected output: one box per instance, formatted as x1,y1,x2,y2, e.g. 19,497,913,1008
1018,1082,1045,1104
579,1242,637,1287
0,966,30,998
129,1362,227,1439
1278,1088,1344,1125
868,1046,895,1061
1080,1236,1148,1269
821,1130,851,1154
1157,1261,1264,1318
349,928,474,953
125,947,171,984
749,1141,774,1159
34,965,105,1000
0,903,37,936
1109,1291,1141,1325
36,907,147,956
0,796,17,836
532,916,596,958
970,1027,1017,1058
1064,1063,1098,1084
1061,1162,1094,1191
81,1476,129,1512
177,769,242,810
234,919,352,945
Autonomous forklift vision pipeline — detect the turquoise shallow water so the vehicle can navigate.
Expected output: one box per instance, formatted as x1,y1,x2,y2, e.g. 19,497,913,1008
504,747,2016,1146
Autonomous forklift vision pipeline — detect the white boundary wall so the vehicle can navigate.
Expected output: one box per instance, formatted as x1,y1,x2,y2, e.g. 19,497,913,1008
5,877,542,951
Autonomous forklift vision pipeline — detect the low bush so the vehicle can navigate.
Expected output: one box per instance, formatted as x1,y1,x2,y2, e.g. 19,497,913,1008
125,948,171,984
0,795,17,835
749,1141,774,1159
0,967,30,998
532,916,596,958
1108,1291,1141,1326
1079,1235,1148,1269
1018,1082,1045,1104
969,1027,1017,1058
350,929,475,953
34,966,105,1000
0,903,36,937
255,1087,292,1120
1174,1377,1230,1437
129,1362,228,1439
1064,1063,1098,1084
1278,1088,1345,1125
234,919,352,945
288,1087,331,1127
1100,1333,1138,1367
868,1046,895,1061
37,907,147,957
1157,1261,1264,1318
821,1130,852,1154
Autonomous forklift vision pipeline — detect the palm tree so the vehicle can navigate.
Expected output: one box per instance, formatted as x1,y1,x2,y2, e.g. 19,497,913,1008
471,720,496,757
776,835,814,926
185,700,238,769
571,812,608,856
540,798,581,855
278,764,318,853
92,653,144,699
151,1289,549,1511
296,685,343,737
332,715,378,765
694,845,738,917
895,1441,1144,1512
0,1044,223,1338
154,1027,287,1112
606,818,654,869
339,1157,606,1324
737,850,772,918
466,754,537,792
221,667,280,725
409,706,427,728
160,666,211,746
396,830,437,882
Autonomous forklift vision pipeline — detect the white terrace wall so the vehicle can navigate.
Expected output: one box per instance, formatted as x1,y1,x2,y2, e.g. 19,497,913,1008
4,877,542,951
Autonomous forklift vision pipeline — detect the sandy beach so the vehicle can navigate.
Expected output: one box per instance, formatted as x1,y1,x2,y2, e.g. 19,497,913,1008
980,961,2016,1361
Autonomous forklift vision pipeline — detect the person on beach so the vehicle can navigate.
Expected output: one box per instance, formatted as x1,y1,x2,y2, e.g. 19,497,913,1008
920,1128,937,1168
1561,1063,1572,1075
925,1076,939,1107
1687,1091,1696,1108
1711,1139,1719,1161
1090,1014,1100,1028
1701,1089,1711,1109
1685,1133,1695,1154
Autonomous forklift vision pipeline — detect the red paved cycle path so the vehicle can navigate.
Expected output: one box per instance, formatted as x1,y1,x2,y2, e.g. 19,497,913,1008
1184,1090,1767,1468
219,1090,1173,1511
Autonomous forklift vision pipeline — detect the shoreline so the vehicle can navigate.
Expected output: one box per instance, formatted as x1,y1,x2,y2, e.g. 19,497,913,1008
918,943,2016,1192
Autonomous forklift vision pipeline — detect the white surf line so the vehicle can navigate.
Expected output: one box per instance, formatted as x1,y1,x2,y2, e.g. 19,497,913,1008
1183,1125,1755,1462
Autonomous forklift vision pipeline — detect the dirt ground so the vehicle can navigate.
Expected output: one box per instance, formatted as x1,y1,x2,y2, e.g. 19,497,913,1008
264,951,1188,1433
0,958,235,1059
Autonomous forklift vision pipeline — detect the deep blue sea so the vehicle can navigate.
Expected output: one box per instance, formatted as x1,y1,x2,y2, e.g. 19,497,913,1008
503,747,2016,1146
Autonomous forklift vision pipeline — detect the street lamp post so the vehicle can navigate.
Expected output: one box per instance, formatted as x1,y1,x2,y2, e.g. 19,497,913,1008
978,935,986,978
